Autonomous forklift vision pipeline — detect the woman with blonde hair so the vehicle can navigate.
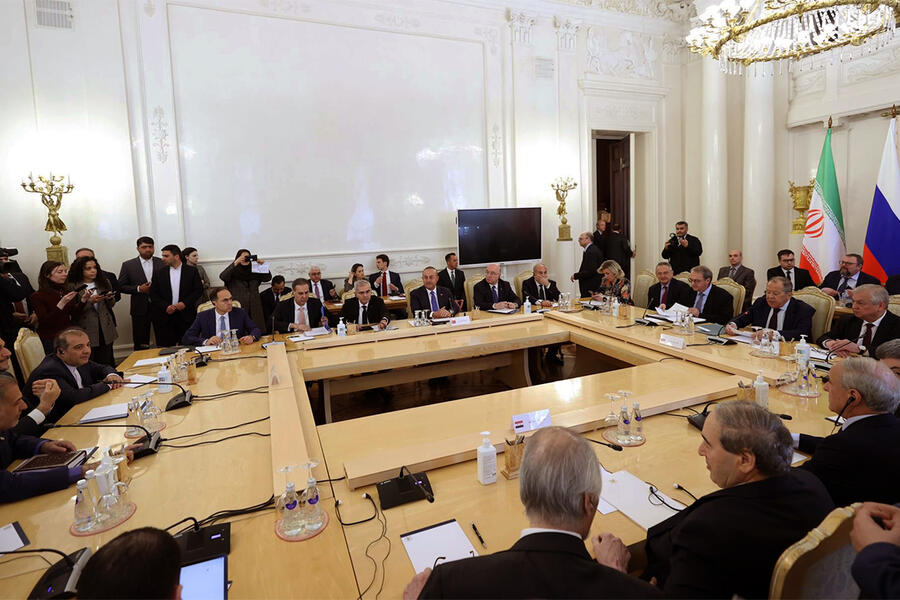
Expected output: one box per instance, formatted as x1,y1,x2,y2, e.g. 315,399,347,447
592,260,633,305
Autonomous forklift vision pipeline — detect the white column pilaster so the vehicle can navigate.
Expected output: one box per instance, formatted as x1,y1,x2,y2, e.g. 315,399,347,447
741,75,775,291
700,59,728,266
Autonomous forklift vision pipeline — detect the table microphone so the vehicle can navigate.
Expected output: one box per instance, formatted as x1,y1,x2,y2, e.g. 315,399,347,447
126,380,193,411
48,422,162,458
401,465,434,502
0,547,91,599
587,438,623,451
634,306,659,327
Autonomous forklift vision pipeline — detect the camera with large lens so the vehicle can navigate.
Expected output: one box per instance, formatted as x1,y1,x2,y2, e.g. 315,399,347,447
0,247,18,259
669,233,679,245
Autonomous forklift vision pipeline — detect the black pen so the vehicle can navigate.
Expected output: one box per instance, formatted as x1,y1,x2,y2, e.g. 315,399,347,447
471,522,486,549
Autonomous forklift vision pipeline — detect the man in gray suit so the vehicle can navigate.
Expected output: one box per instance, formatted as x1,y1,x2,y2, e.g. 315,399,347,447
118,237,164,350
717,249,756,311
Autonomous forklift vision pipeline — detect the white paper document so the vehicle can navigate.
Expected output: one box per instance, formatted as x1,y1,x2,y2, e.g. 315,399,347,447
251,261,270,274
193,345,222,353
401,519,478,574
124,374,157,388
305,327,331,337
133,356,169,367
287,335,314,342
80,403,129,424
0,522,28,552
654,303,706,324
388,295,406,300
487,308,517,314
600,470,685,530
792,451,808,465
810,347,830,360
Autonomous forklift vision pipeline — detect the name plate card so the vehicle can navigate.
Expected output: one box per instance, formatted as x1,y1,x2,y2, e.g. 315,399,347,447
512,409,552,434
449,316,471,326
659,333,686,350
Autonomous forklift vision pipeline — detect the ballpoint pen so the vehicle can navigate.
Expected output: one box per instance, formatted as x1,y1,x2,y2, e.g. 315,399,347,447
471,522,487,549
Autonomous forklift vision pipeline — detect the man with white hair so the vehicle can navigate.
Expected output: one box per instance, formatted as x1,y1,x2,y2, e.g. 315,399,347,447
521,263,560,307
403,427,660,599
794,357,900,506
818,284,900,357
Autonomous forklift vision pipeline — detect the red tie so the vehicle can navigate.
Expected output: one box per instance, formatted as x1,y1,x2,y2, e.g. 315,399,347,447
381,273,388,296
660,285,668,307
767,308,780,330
862,323,874,350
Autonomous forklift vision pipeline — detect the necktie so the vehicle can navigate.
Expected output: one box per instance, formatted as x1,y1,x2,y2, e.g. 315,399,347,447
491,285,499,304
767,307,780,330
430,290,439,312
72,368,83,389
450,270,455,286
361,304,369,324
785,270,793,286
862,323,874,350
297,305,306,327
539,285,545,300
660,284,668,306
728,267,736,279
693,291,705,310
219,315,226,333
314,283,321,300
837,277,848,294
381,273,388,296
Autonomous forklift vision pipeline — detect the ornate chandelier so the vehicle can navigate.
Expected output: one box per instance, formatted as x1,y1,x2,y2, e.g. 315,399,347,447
686,0,900,73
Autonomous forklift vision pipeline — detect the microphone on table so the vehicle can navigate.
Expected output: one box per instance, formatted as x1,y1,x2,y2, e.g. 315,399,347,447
125,380,193,411
634,306,660,327
401,465,434,502
587,438,623,451
48,422,162,458
0,547,92,599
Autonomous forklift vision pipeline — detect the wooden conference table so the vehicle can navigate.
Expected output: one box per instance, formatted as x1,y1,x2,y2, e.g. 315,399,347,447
2,305,838,598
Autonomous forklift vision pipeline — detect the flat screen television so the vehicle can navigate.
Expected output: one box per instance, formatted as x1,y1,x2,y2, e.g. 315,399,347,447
457,208,542,266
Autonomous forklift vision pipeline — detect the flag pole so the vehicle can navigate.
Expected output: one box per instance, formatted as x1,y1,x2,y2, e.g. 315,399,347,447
879,104,898,118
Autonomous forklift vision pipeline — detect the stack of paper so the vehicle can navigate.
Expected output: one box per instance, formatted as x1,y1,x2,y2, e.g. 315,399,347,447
655,304,706,323
133,356,169,367
80,403,129,423
600,469,685,530
124,374,157,388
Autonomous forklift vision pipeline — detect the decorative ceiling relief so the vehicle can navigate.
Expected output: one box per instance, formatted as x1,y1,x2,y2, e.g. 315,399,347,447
587,27,658,80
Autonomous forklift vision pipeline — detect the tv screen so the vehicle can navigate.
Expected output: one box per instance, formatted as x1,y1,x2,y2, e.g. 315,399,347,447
457,208,542,266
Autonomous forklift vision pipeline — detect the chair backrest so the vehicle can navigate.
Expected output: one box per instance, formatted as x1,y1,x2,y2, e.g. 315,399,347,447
280,292,293,301
713,277,746,318
14,328,46,380
513,270,532,300
404,278,424,314
465,274,485,312
341,290,355,301
674,271,691,284
889,294,900,317
197,299,242,312
769,503,860,599
793,286,836,342
633,269,657,309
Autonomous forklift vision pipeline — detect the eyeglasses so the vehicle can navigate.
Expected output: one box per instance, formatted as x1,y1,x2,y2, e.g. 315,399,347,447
648,485,683,512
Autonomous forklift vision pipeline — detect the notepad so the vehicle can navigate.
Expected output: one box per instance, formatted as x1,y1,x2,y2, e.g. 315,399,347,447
401,519,478,573
193,345,223,353
80,403,129,423
0,522,29,552
287,335,314,342
600,470,685,530
134,356,169,367
305,327,331,337
487,308,517,314
124,374,157,388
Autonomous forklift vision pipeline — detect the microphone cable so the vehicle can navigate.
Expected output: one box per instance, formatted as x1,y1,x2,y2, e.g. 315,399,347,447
160,431,270,449
164,416,270,441
673,482,699,502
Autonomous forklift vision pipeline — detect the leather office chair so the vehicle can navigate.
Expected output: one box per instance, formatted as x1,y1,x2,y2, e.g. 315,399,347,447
14,328,45,380
404,278,423,314
793,287,835,342
465,275,485,313
889,294,900,317
713,277,745,318
632,269,657,309
769,504,861,599
513,270,532,301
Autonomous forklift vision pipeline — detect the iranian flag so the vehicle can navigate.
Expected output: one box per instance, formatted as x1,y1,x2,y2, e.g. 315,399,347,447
800,127,846,284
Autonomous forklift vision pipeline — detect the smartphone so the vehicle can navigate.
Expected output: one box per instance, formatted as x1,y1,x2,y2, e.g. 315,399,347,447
247,254,258,262
74,283,89,292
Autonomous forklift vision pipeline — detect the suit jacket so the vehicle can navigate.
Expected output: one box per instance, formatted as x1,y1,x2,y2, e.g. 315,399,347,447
521,276,561,303
473,279,520,311
886,274,900,295
437,268,467,311
150,264,203,322
419,532,661,599
798,413,900,506
340,296,390,325
604,232,633,276
410,286,458,315
1,430,73,503
688,285,735,325
661,234,702,275
817,310,900,356
308,279,336,303
0,272,34,342
592,229,606,250
644,469,833,599
574,243,604,298
717,264,756,310
182,307,261,346
118,256,164,316
272,297,327,334
819,269,881,291
23,355,117,424
766,266,815,290
731,297,815,341
368,271,403,296
647,278,693,311
260,287,284,333
852,542,900,599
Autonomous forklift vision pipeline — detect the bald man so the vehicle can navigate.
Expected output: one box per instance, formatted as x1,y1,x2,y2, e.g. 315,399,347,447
473,264,520,311
522,264,560,308
717,250,756,311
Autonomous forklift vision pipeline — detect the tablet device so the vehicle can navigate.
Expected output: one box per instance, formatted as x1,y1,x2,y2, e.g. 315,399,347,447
180,555,227,599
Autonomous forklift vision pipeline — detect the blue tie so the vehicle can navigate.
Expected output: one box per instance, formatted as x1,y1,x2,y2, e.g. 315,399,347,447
430,290,439,312
491,285,499,304
694,291,705,310
219,315,226,333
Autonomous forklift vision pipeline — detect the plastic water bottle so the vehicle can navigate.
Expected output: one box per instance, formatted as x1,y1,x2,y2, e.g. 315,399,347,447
612,297,620,317
523,298,531,314
302,476,324,533
74,479,95,532
796,335,811,369
337,317,347,337
754,370,769,410
476,431,497,485
281,482,305,537
616,405,631,444
631,401,644,443
157,365,172,393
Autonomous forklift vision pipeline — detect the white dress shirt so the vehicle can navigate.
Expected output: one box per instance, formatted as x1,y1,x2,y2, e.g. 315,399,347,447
66,363,83,389
140,257,154,282
311,281,324,301
857,311,887,349
838,272,860,290
214,310,231,335
294,301,310,327
792,413,879,447
169,265,182,305
520,527,582,540
765,299,790,331
358,302,370,324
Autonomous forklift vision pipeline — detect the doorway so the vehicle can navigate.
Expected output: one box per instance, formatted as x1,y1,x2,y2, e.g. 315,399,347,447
594,134,631,238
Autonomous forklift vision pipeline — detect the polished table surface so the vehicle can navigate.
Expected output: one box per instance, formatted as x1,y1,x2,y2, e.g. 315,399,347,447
2,308,839,598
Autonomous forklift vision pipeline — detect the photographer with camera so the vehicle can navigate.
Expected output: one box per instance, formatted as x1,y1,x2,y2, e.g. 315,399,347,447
0,248,36,384
219,248,271,330
661,221,703,276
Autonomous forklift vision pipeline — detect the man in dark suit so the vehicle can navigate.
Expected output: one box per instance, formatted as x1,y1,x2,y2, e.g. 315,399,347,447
22,328,124,425
605,224,634,280
851,502,900,599
1,371,96,503
183,287,261,346
726,276,814,341
820,253,881,302
149,244,203,347
767,249,815,291
591,218,608,250
660,221,702,275
572,232,604,298
794,357,900,506
410,267,457,317
647,261,694,311
0,338,58,437
636,401,834,598
886,274,900,295
307,267,337,303
340,280,390,329
272,278,327,334
522,263,561,306
75,247,121,303
687,266,735,325
405,426,661,599
368,254,403,297
0,258,36,384
819,284,900,357
260,275,286,334
717,249,756,311
437,252,467,312
118,236,164,350
474,264,520,311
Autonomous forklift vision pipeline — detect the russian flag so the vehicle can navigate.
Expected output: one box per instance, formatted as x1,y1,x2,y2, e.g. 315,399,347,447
863,119,900,283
